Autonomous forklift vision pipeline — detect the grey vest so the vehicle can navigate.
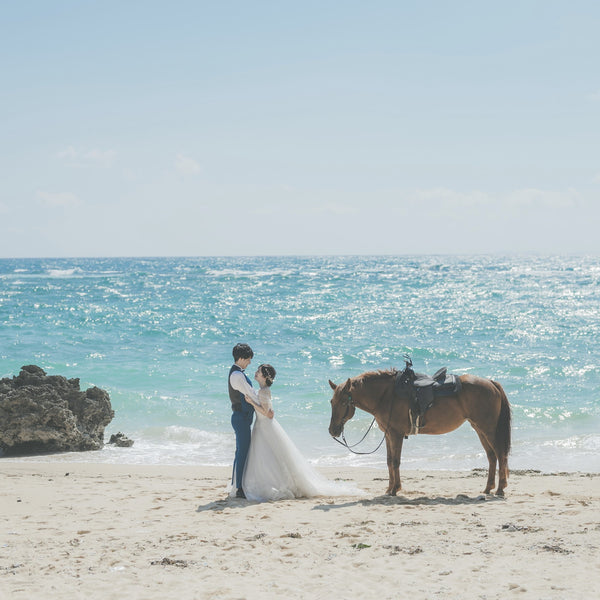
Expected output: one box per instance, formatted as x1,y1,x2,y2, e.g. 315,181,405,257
228,364,254,413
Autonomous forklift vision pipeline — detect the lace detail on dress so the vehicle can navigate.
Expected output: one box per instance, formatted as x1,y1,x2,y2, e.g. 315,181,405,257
256,387,272,417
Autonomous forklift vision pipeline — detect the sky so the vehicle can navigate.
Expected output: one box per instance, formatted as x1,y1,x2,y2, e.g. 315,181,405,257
1,1,599,257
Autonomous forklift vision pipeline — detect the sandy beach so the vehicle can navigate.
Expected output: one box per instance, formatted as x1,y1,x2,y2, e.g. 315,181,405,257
1,462,598,599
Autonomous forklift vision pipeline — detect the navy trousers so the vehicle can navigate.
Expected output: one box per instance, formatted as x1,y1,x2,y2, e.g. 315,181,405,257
231,410,253,489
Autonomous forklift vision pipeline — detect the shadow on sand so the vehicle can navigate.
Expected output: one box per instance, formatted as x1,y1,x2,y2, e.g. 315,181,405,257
196,492,505,513
196,497,262,512
312,493,505,511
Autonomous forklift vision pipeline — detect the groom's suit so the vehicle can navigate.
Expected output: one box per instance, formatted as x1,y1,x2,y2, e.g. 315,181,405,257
229,364,255,490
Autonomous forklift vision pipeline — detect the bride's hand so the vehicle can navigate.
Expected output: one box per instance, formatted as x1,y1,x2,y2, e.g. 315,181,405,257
267,409,274,420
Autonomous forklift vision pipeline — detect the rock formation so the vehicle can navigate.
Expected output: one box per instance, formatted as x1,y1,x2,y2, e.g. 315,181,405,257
0,365,114,456
108,432,134,447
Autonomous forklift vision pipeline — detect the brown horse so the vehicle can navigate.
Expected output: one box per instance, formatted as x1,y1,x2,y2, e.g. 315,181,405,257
328,368,512,496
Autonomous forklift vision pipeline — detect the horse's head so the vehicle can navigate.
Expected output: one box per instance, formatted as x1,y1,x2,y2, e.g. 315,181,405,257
328,378,355,438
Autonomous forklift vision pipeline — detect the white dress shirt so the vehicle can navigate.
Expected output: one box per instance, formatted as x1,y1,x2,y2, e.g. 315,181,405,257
230,370,259,403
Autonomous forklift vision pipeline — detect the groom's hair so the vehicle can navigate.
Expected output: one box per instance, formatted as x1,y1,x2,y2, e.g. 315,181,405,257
232,343,254,361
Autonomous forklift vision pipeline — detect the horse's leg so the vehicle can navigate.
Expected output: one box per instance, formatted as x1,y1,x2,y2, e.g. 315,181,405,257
473,428,510,496
492,383,512,497
385,433,404,496
473,429,497,495
496,452,509,496
384,434,396,495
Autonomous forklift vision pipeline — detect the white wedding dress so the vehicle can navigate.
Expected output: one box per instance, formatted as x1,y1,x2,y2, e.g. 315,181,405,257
241,387,363,502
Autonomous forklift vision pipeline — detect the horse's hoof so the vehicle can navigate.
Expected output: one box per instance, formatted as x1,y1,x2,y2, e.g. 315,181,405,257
495,489,505,497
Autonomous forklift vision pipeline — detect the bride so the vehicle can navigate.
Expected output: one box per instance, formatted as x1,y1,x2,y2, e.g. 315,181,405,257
238,364,363,502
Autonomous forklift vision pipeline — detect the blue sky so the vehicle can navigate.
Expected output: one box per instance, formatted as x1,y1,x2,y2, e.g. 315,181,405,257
2,1,599,257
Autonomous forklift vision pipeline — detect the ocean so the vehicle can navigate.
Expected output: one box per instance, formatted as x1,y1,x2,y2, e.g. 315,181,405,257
1,255,599,473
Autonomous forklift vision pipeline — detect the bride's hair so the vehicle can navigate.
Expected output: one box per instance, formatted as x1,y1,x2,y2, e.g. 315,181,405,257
259,364,276,387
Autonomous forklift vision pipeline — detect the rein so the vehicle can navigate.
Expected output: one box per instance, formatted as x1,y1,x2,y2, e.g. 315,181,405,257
332,390,394,455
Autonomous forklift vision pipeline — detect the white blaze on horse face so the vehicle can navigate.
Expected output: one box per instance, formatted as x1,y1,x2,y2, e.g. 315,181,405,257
328,390,346,436
329,388,353,438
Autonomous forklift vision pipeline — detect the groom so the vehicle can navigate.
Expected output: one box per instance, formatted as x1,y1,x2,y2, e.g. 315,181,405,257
228,343,270,498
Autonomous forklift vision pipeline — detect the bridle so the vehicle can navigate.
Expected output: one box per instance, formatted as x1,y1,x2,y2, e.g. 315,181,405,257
331,389,393,455
332,358,413,455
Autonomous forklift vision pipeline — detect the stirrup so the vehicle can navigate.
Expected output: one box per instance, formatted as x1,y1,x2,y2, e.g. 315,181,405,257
408,409,420,436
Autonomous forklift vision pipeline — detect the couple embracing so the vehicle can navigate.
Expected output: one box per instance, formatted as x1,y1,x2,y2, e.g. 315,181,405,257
228,343,361,502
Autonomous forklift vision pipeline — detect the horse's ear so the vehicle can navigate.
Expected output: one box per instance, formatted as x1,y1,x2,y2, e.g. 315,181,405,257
328,379,337,390
342,378,352,391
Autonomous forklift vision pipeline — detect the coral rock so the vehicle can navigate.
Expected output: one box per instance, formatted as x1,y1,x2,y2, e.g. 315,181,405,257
0,365,114,456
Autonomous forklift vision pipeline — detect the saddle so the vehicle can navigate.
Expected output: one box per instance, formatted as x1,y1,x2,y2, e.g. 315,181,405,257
395,359,462,435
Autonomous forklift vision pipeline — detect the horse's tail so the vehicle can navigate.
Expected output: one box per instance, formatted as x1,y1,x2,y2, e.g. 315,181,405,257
491,380,512,457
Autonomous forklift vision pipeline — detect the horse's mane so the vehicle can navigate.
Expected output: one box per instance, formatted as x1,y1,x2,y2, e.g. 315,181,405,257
353,369,398,390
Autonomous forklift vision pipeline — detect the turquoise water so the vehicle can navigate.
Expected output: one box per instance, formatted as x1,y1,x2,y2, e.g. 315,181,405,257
1,255,599,472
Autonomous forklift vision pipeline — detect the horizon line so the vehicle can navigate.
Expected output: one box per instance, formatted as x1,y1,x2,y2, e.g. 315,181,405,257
1,250,598,261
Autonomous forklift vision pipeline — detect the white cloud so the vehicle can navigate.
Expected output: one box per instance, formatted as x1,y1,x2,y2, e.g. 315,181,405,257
56,146,116,168
313,203,359,216
36,190,80,208
404,187,581,212
505,187,580,209
586,89,600,101
175,153,202,174
250,201,359,218
410,187,492,208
